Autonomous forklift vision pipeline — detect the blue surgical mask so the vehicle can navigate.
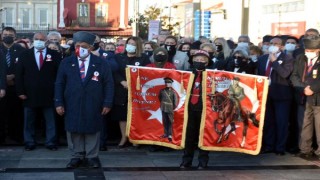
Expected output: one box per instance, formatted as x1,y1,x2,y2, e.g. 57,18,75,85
268,45,279,53
33,40,46,50
126,44,136,53
237,42,249,48
285,43,296,52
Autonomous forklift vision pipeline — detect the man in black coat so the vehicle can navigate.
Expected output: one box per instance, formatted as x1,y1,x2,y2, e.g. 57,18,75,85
257,37,294,155
180,50,211,170
291,38,320,158
0,27,25,143
15,32,62,151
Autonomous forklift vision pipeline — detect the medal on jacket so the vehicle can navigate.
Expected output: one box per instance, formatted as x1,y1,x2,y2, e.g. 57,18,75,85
135,62,140,66
313,69,317,79
92,71,99,81
46,54,52,61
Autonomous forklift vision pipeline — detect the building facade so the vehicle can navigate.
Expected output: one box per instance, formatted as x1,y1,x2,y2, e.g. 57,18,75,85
172,0,320,44
0,0,132,38
0,0,58,37
58,0,131,38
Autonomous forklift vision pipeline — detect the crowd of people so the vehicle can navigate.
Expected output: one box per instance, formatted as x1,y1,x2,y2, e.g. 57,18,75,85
0,26,319,169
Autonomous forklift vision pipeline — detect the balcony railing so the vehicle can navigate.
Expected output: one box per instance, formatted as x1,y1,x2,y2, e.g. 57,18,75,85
1,23,51,33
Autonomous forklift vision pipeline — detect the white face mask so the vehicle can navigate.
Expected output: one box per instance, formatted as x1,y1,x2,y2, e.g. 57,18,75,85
305,52,318,59
268,45,279,53
79,47,89,58
285,43,296,52
126,44,136,53
33,40,46,50
250,55,258,62
237,42,249,48
262,45,269,53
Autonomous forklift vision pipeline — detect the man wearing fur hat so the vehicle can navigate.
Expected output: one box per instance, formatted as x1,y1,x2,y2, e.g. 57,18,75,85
180,50,212,170
291,38,320,158
55,31,114,168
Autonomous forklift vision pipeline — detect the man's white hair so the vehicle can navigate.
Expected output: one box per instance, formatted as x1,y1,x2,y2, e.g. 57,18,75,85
47,31,62,39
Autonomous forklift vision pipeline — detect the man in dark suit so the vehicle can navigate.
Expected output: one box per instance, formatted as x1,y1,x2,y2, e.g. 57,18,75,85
55,31,114,169
0,27,25,144
291,38,320,158
257,36,294,155
15,32,62,151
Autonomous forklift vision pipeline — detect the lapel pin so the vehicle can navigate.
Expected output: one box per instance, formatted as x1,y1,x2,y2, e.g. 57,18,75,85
72,64,75,66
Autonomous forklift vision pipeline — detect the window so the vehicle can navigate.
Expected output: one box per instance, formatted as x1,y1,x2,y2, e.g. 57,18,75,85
77,3,90,26
21,8,30,29
5,8,14,26
95,3,109,27
39,9,48,27
79,3,89,17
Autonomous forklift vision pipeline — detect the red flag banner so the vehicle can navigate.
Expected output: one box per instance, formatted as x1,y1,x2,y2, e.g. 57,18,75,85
199,70,269,155
126,66,193,149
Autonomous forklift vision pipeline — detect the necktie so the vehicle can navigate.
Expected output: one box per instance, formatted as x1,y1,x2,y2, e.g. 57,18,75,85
6,49,10,67
38,50,44,69
265,60,272,77
307,59,313,74
191,71,201,105
79,60,86,81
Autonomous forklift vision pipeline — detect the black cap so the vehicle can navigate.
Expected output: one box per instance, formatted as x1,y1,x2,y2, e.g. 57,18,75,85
164,77,173,83
233,77,240,81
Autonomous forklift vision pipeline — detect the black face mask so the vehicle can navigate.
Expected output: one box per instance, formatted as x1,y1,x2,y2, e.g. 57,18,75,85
3,36,14,45
93,42,100,51
208,52,214,60
154,54,167,62
145,50,153,57
106,50,115,54
216,44,223,52
164,45,176,55
193,61,206,70
234,57,246,67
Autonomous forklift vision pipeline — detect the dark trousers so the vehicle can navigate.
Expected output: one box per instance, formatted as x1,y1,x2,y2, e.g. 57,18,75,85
24,107,56,146
0,86,23,142
263,97,292,152
100,114,109,147
162,112,173,137
182,110,209,166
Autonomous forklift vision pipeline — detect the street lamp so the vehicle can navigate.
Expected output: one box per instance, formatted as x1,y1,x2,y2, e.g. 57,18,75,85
0,7,6,29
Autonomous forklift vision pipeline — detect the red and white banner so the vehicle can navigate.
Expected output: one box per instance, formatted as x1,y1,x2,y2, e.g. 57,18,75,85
126,66,192,149
199,70,269,155
126,67,269,154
